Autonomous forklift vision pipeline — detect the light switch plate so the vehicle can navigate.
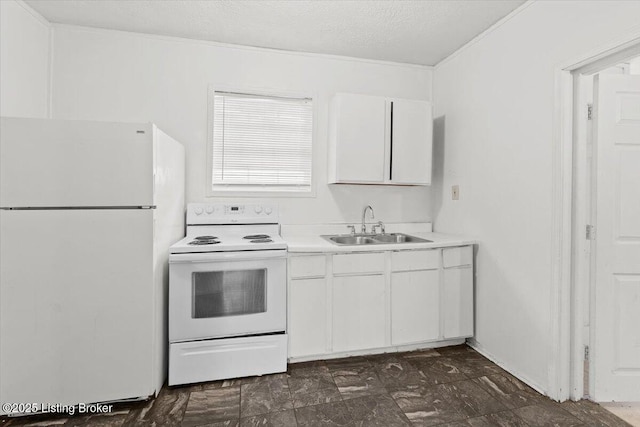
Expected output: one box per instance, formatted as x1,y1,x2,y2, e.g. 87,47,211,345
452,185,460,200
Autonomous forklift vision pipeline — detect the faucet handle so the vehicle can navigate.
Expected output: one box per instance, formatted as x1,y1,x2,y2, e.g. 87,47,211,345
346,225,356,235
371,221,385,234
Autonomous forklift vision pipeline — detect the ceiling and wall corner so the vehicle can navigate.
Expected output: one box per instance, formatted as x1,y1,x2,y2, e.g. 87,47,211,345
432,0,640,398
0,0,51,118
24,0,525,66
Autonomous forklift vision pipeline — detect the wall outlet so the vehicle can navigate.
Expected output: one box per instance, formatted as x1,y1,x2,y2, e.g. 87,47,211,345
452,185,460,200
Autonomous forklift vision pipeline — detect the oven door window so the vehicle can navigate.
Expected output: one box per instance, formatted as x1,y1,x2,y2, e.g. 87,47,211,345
192,269,267,318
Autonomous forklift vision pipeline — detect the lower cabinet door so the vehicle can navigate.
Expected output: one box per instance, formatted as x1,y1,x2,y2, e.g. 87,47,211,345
443,266,474,339
289,278,327,358
391,270,439,345
333,274,386,352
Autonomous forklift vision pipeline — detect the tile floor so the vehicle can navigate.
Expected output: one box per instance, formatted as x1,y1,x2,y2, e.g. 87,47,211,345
1,345,633,426
600,403,640,427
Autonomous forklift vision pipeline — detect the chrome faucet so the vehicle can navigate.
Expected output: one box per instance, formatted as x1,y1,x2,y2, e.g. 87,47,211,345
361,205,374,234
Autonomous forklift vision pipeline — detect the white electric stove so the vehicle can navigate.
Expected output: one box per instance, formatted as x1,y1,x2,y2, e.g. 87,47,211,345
168,203,288,386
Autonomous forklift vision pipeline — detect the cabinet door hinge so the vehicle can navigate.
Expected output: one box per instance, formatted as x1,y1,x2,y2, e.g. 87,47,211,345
587,104,593,120
586,225,596,240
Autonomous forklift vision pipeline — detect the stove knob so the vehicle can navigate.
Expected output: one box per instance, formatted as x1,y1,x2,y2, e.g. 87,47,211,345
264,207,273,215
254,206,263,214
194,207,204,215
205,206,214,214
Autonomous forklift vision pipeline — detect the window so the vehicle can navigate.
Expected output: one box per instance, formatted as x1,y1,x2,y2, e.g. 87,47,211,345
210,90,313,193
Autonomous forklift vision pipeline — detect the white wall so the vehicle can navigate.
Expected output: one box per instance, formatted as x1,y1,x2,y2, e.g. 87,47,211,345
433,1,640,394
50,25,433,225
0,0,50,118
628,56,640,74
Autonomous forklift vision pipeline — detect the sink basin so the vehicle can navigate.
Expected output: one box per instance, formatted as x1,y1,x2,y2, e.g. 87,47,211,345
328,235,377,245
322,233,432,246
371,233,431,243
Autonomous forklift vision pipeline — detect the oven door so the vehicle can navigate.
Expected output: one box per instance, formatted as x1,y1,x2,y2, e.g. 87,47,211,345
169,250,286,342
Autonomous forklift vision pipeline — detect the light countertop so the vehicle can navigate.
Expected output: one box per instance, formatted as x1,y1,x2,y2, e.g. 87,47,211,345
282,224,476,253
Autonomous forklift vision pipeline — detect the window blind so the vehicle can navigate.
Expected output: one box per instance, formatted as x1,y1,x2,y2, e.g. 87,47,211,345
212,91,313,191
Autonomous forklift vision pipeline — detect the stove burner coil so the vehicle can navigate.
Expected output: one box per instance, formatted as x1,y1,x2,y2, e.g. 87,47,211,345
188,239,220,245
243,234,271,240
250,238,273,243
194,236,217,240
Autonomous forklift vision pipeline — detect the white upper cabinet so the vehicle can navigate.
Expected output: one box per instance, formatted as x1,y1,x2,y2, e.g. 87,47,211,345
390,99,433,185
330,93,387,183
329,93,433,185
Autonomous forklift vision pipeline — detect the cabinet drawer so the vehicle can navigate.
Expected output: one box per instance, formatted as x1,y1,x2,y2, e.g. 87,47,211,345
333,252,385,275
169,334,287,386
391,249,439,272
289,255,326,278
443,246,473,268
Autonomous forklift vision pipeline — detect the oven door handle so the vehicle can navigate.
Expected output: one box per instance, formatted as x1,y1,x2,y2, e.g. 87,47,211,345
170,250,287,263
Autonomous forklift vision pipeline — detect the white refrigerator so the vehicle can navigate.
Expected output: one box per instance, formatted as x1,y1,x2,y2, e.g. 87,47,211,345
0,117,185,412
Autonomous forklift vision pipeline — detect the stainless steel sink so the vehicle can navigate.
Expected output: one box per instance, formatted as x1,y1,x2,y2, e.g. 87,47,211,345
329,235,377,245
371,233,431,243
323,233,432,246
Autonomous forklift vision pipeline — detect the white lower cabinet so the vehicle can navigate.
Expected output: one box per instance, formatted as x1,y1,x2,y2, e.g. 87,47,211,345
287,245,474,361
289,278,328,358
443,266,474,339
391,270,439,345
332,274,386,352
442,246,474,339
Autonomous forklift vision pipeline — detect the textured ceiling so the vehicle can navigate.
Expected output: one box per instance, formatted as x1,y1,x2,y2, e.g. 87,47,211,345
25,0,526,66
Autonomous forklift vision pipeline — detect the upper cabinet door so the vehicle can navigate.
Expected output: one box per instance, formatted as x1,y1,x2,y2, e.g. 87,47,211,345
332,94,387,183
329,94,432,186
391,99,433,185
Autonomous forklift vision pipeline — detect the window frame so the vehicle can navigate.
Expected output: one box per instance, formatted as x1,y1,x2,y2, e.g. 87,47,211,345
206,85,317,198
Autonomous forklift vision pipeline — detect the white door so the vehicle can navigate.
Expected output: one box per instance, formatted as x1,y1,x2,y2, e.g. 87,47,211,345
592,74,640,401
391,99,433,185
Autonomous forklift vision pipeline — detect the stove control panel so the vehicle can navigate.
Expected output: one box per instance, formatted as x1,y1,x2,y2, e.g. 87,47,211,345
187,203,279,225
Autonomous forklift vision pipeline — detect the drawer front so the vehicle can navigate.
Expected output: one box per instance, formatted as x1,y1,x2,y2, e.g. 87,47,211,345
168,335,287,386
391,249,439,272
443,246,473,268
333,252,385,275
289,255,327,278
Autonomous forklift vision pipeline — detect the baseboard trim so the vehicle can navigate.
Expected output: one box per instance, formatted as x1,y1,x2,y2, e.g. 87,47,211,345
467,338,550,399
288,338,465,363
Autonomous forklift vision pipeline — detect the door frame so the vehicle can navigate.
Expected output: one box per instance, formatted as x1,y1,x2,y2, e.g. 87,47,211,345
550,34,640,402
